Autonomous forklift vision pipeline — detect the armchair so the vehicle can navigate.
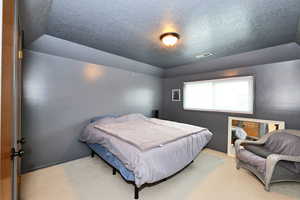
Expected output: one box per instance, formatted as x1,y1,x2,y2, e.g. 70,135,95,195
235,129,300,191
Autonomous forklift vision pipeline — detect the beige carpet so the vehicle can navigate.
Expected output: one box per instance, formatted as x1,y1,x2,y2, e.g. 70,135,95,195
21,149,300,200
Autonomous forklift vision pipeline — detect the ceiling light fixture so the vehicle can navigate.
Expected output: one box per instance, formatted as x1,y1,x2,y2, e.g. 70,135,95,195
160,32,180,47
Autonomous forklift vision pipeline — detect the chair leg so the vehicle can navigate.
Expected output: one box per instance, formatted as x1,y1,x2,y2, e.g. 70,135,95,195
134,185,139,199
264,184,270,192
113,168,116,175
265,158,277,192
236,160,240,170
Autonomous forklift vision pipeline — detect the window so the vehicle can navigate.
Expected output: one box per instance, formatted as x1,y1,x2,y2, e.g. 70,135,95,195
183,76,254,114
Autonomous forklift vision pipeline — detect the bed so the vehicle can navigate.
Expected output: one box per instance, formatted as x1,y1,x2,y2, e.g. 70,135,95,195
80,114,212,199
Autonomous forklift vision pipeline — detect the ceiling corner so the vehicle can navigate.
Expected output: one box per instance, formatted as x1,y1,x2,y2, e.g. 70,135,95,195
20,0,53,47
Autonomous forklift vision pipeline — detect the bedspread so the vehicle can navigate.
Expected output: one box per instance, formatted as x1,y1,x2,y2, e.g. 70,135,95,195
80,117,212,186
94,118,207,151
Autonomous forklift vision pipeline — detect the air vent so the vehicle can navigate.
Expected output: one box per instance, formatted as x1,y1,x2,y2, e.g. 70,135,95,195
195,52,213,59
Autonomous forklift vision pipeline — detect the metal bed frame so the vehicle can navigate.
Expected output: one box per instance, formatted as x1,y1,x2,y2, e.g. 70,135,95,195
90,149,141,199
90,148,194,199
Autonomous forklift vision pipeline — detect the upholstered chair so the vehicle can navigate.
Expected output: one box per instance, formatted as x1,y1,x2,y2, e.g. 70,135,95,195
234,129,300,191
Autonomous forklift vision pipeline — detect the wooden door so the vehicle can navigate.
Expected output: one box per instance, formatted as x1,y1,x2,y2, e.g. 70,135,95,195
13,16,24,200
1,1,17,200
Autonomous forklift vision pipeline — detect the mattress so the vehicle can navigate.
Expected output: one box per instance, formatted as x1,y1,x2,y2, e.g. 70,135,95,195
87,143,135,181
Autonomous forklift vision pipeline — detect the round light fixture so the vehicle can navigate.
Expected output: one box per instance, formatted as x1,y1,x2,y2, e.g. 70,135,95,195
160,32,180,47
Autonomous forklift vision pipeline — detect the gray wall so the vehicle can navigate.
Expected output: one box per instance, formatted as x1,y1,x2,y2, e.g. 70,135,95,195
297,20,300,45
162,60,300,152
22,50,162,172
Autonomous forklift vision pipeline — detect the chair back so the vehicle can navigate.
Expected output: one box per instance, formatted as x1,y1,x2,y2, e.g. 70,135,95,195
284,129,300,137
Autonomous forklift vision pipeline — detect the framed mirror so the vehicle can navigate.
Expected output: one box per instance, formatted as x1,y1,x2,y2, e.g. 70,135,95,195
227,117,285,156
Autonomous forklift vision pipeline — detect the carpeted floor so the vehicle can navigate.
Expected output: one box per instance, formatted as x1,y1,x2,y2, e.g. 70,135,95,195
21,149,300,200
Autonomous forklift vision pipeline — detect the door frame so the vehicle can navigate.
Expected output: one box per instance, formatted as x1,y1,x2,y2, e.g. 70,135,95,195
1,0,16,200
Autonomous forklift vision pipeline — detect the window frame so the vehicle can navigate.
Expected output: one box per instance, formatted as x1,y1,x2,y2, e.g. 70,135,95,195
183,76,255,114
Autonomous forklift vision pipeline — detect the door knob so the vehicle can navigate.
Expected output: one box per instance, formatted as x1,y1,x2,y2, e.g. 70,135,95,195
11,148,25,160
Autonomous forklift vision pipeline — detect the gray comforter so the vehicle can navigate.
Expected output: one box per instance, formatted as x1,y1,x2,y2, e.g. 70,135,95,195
94,118,208,151
80,115,212,186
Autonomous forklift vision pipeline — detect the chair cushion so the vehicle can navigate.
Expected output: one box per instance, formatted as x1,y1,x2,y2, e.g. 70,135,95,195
238,149,266,174
244,145,272,158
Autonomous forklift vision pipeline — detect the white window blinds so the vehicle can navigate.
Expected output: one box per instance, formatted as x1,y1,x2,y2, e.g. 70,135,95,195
183,76,254,114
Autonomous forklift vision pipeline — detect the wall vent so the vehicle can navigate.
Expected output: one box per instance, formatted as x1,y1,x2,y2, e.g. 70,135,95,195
195,52,213,59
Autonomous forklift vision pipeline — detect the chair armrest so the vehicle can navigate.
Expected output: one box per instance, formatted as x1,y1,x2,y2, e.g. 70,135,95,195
246,136,259,141
234,139,265,154
267,154,300,163
238,140,265,145
265,154,300,186
234,130,279,155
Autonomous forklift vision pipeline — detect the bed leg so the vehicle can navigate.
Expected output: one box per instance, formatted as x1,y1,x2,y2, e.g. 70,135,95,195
134,185,139,199
91,151,95,158
113,168,116,175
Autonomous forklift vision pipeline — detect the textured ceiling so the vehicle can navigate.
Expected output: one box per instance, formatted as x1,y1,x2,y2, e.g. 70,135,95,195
20,0,53,45
21,0,300,68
